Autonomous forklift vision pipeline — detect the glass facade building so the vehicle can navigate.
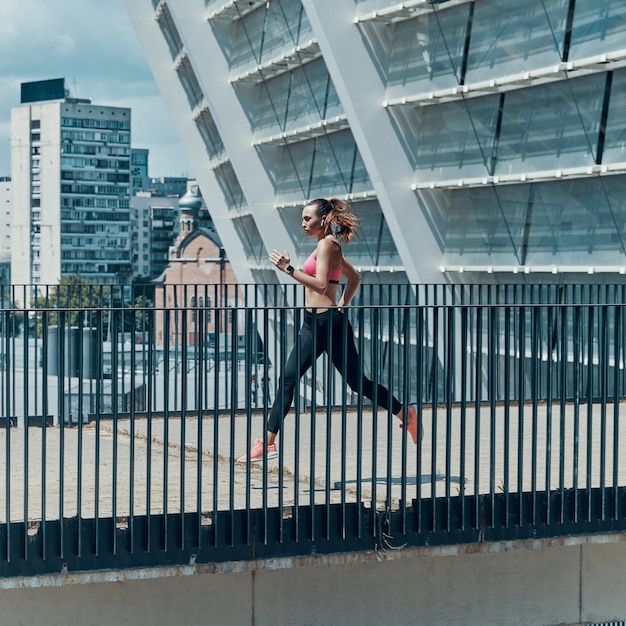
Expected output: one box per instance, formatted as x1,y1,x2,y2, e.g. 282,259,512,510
124,0,626,285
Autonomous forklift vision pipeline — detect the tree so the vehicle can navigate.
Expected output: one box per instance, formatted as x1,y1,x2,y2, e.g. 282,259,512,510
32,275,112,338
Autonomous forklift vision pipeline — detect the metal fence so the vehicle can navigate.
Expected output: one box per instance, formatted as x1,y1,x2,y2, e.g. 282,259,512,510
1,283,626,578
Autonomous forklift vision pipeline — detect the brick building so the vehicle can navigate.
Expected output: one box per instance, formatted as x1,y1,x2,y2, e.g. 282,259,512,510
154,184,241,348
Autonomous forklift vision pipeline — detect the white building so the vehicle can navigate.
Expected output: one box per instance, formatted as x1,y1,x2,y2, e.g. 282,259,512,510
11,78,132,297
0,177,11,284
124,0,626,286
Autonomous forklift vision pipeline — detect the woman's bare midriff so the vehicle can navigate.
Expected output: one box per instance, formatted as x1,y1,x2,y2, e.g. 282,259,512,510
305,283,339,312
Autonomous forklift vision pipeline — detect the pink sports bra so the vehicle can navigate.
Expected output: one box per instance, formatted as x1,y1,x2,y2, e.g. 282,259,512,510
302,250,343,284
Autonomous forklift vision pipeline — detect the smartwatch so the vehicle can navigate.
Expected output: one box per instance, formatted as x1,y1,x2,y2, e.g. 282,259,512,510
285,265,295,275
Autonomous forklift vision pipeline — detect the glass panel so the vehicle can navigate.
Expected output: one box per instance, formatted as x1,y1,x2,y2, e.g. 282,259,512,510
443,186,524,266
177,58,204,109
307,132,363,198
569,0,626,60
260,0,312,61
386,6,470,99
601,68,626,165
157,3,183,60
195,109,224,161
272,130,372,203
251,59,342,134
232,214,267,263
349,200,401,265
230,6,266,68
442,176,626,267
284,61,342,130
466,0,567,83
400,96,499,182
273,142,313,203
230,0,312,72
496,73,604,174
213,162,247,211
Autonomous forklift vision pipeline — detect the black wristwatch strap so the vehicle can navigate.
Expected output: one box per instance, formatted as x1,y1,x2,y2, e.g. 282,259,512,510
286,265,295,274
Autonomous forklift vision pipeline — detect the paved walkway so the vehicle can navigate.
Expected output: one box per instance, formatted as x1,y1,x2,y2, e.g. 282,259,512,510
1,401,625,523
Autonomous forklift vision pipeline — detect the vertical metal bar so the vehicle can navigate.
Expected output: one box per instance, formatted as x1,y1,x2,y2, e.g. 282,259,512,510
586,305,594,522
459,305,468,531
22,308,29,559
445,306,454,532
559,303,568,523
212,299,221,549
94,310,102,557
162,309,170,549
488,305,496,529
356,306,365,538
572,305,580,523
310,308,318,541
77,312,85,558
340,307,349,539
129,310,136,554
613,302,621,521
503,304,511,527
325,308,333,541
195,305,204,549
517,306,525,527
416,306,424,534
473,306,482,530
431,306,439,531
545,305,554,524
146,306,154,551
599,305,608,521
400,304,411,532
229,308,238,547
4,311,11,563
180,309,187,549
530,306,539,525
370,307,379,536
244,308,253,545
58,312,65,559
111,309,119,556
41,312,49,559
386,306,395,512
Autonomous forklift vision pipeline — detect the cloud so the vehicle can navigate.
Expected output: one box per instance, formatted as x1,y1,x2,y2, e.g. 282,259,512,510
0,0,189,176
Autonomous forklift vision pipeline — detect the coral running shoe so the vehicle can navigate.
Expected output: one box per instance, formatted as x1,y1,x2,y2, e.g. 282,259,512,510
237,438,278,463
399,404,422,444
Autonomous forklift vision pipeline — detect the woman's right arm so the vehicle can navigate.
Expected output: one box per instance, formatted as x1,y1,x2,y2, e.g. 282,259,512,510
337,256,361,308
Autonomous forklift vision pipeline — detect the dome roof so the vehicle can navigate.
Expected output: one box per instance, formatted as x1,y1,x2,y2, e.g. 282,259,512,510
178,189,202,211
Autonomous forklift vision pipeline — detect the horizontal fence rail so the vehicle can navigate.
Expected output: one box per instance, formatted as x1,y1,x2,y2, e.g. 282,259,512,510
1,283,626,577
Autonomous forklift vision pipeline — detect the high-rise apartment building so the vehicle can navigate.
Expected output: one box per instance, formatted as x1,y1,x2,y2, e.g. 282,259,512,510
11,78,132,295
131,148,150,192
124,0,626,286
131,190,181,279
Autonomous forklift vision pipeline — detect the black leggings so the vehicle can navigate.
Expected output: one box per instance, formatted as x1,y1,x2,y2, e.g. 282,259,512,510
267,309,402,434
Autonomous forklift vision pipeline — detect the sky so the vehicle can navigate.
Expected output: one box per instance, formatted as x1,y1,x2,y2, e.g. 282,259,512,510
0,0,191,177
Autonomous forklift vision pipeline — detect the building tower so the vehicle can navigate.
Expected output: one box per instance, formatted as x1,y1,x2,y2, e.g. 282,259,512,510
0,177,11,285
11,78,132,299
124,0,626,286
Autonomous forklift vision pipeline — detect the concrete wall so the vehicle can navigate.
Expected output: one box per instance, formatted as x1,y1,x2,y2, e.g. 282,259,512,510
2,534,626,625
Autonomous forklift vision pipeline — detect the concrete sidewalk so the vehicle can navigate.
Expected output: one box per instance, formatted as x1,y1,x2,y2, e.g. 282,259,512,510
1,401,625,523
